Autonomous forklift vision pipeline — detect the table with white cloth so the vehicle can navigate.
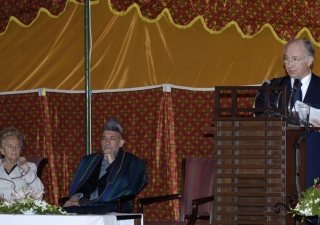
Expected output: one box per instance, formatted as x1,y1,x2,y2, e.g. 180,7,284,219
0,213,143,225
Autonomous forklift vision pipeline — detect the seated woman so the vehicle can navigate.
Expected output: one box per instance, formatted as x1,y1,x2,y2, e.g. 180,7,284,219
0,127,44,201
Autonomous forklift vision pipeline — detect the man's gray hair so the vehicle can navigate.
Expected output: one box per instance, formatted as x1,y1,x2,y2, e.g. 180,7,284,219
284,38,315,57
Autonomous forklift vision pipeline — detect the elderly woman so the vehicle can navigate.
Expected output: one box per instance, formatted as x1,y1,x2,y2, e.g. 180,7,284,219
0,127,44,201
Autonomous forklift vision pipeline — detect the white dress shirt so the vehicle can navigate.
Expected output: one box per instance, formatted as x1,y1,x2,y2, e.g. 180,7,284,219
291,71,311,102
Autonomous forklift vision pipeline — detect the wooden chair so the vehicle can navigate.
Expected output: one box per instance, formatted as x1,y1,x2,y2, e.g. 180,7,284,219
137,158,214,225
26,157,48,180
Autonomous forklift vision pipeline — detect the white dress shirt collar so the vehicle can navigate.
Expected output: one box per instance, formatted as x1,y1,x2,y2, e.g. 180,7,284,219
291,71,311,101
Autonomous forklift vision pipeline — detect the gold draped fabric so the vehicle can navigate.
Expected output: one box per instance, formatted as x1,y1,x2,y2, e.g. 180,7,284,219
2,0,320,44
0,0,320,221
2,0,320,91
0,0,98,34
109,0,320,45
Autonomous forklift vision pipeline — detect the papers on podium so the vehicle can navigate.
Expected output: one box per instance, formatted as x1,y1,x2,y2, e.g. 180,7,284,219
294,100,320,121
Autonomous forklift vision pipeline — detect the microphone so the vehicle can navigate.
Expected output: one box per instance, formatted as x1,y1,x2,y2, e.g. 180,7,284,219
274,76,289,108
253,79,271,109
268,78,277,87
291,76,302,93
257,79,271,94
261,79,271,87
288,75,302,114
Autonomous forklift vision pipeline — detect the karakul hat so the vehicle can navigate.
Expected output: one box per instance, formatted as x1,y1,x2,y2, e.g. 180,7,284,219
103,118,123,135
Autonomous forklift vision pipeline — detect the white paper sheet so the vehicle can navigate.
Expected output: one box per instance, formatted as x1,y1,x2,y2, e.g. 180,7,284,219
293,100,320,121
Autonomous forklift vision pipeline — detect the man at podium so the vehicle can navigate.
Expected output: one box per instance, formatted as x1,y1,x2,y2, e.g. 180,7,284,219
258,38,320,188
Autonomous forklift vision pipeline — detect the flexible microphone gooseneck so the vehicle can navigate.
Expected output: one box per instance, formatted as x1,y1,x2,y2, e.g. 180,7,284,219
287,75,302,115
261,79,271,87
268,78,277,87
253,79,271,108
274,76,289,108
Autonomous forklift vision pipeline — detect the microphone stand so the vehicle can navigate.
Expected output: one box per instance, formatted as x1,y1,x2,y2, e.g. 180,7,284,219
252,92,260,117
287,89,296,115
273,76,289,108
269,109,311,225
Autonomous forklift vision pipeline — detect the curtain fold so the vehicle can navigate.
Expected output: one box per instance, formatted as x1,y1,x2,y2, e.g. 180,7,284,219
0,0,98,35
2,0,320,91
0,87,220,221
2,0,320,44
109,0,320,45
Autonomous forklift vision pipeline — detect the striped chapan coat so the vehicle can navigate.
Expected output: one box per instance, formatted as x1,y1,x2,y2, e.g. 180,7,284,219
69,148,147,210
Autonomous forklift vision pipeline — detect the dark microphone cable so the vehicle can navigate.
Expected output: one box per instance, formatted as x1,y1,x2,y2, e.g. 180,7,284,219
254,78,279,109
263,109,311,200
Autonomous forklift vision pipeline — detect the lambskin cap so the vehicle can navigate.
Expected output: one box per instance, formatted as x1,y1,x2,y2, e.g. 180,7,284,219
103,118,123,135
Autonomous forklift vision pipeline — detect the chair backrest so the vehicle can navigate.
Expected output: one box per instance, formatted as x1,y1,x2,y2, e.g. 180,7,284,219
27,157,48,180
181,158,214,220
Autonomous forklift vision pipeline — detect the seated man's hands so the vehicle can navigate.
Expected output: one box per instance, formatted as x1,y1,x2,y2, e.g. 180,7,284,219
79,197,92,205
63,196,80,207
103,147,116,164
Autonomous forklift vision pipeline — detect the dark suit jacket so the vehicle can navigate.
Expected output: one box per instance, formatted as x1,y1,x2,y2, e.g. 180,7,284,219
274,73,320,187
273,73,320,110
258,73,320,187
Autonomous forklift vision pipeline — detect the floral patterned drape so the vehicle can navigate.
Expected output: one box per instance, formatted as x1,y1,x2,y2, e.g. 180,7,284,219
0,0,97,34
109,0,320,44
0,87,219,221
2,0,320,45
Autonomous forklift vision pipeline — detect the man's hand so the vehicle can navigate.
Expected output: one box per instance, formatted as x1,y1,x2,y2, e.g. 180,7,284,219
310,118,320,128
310,118,320,132
103,147,116,164
63,196,80,207
17,157,29,172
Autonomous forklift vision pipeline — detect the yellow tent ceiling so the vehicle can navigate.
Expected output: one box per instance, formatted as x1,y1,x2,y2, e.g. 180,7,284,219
1,0,320,91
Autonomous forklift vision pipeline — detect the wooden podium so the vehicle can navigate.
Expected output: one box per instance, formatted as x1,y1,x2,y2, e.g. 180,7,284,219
210,86,307,225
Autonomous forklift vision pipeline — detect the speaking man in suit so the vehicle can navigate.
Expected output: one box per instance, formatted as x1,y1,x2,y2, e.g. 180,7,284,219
262,38,320,188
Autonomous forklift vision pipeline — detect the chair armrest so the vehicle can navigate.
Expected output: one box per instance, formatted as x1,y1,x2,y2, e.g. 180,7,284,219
192,195,214,206
58,197,70,207
59,194,136,213
187,195,214,225
137,193,181,213
115,194,136,213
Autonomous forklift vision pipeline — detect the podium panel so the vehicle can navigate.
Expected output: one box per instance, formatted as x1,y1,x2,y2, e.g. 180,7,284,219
209,86,309,225
212,117,286,225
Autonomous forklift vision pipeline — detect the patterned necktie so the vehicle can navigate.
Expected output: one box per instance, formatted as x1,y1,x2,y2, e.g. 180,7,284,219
293,82,302,106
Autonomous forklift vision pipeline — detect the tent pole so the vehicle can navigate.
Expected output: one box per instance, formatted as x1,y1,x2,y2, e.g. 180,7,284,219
85,0,91,155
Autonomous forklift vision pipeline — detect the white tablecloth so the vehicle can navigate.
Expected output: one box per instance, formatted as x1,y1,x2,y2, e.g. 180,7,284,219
0,213,143,225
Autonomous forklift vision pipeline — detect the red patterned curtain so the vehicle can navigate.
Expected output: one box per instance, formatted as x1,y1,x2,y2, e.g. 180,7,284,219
0,0,97,34
2,0,320,44
0,87,218,221
109,0,320,44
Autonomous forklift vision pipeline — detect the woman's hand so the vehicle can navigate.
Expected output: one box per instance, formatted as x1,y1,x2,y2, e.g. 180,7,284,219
17,157,29,172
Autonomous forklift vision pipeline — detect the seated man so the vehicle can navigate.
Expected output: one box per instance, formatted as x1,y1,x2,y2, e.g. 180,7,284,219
63,118,147,214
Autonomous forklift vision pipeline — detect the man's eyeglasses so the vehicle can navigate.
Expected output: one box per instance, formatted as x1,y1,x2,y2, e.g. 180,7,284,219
284,55,310,64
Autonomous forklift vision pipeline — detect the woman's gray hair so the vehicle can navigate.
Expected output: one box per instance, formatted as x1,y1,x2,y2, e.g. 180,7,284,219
0,127,26,157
